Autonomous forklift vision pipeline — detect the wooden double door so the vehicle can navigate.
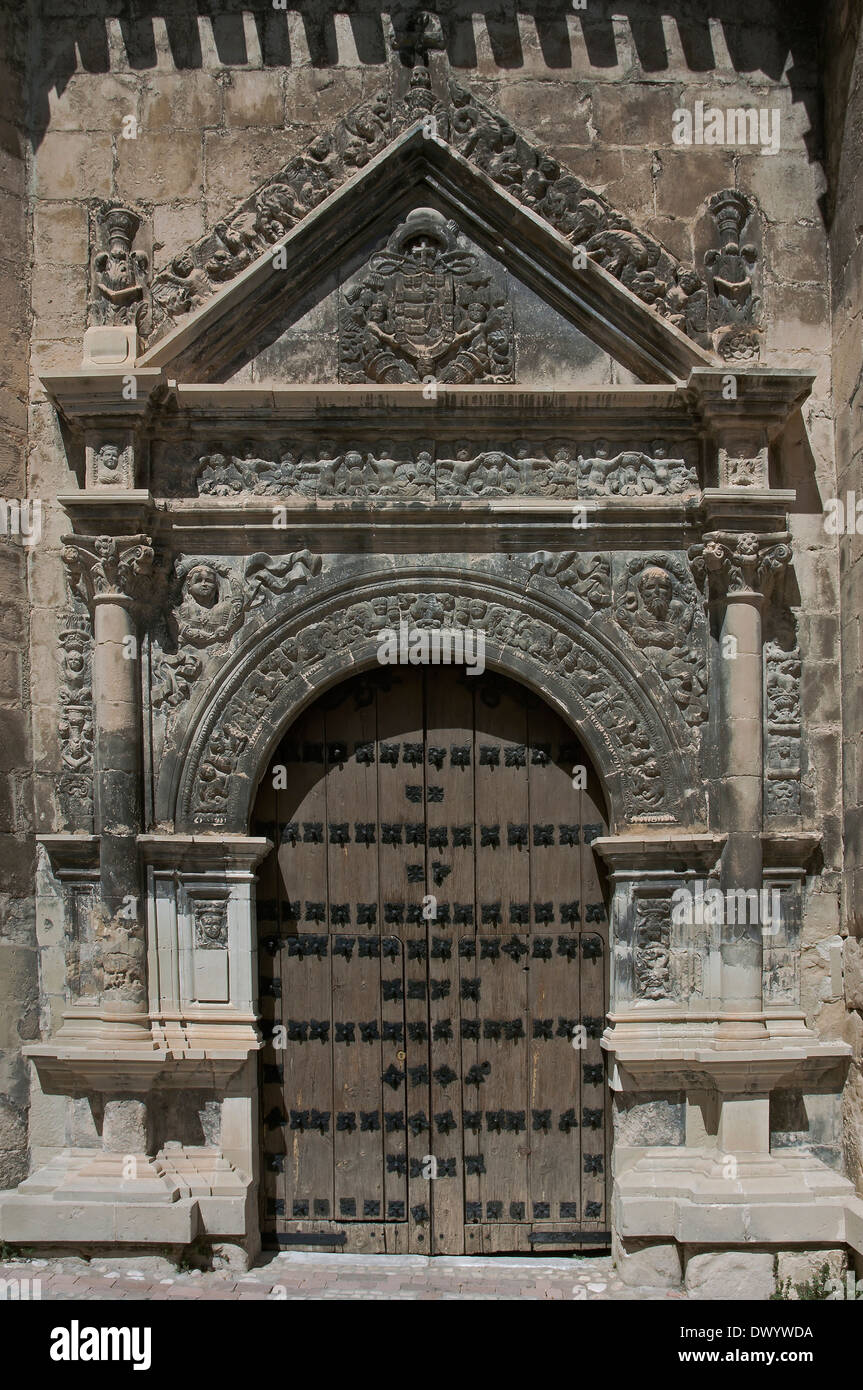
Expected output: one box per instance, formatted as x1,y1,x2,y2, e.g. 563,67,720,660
254,667,610,1254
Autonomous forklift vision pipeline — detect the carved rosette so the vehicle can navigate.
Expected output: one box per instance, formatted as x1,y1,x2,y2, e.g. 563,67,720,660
688,531,791,601
61,534,155,612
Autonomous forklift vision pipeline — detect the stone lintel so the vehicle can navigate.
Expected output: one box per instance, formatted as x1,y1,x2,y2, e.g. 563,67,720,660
761,829,822,872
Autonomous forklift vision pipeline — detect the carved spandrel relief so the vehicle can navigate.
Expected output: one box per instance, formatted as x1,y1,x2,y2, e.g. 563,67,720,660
151,552,322,711
528,552,612,609
146,69,706,347
615,555,708,730
164,437,699,501
339,208,514,385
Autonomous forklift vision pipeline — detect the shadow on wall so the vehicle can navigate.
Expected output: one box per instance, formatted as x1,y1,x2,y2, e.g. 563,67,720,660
32,0,821,158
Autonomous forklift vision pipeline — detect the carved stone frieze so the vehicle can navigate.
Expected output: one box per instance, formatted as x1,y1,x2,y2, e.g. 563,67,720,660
615,554,708,730
61,534,155,611
688,531,791,600
578,441,697,497
339,208,513,385
163,437,699,501
145,71,706,347
89,203,150,331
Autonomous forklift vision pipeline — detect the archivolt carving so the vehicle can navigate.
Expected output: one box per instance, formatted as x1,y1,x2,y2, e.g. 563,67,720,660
157,566,704,835
146,69,705,347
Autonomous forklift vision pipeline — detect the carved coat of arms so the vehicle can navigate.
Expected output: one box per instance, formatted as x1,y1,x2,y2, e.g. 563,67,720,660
339,207,514,384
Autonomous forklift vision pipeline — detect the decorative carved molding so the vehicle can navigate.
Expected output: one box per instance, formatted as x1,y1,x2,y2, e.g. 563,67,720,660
688,531,791,600
339,207,513,384
178,437,699,501
89,203,150,331
615,554,708,729
61,534,155,611
146,70,705,347
57,609,94,816
764,611,802,818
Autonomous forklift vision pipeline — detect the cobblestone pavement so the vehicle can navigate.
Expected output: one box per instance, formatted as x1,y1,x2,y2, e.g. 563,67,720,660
0,1252,690,1300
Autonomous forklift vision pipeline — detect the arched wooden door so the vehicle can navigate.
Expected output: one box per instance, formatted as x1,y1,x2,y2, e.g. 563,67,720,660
253,667,610,1255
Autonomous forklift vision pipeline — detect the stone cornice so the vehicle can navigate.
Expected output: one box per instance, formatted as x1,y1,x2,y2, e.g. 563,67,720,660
685,367,815,439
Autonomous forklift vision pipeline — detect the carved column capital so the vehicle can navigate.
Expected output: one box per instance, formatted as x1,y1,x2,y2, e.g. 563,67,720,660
61,534,155,613
689,530,791,602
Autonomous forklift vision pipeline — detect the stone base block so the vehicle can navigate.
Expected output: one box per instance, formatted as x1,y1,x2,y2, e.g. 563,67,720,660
612,1232,682,1287
0,1194,200,1245
685,1249,775,1300
775,1248,847,1296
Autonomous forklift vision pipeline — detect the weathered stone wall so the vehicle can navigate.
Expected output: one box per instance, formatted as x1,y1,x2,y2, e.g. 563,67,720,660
824,0,863,1194
14,1,849,1194
0,1,37,1189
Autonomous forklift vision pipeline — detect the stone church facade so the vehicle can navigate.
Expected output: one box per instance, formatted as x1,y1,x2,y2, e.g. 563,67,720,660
1,2,863,1296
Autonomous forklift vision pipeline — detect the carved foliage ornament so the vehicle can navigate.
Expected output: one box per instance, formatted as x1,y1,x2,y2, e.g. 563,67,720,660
185,589,682,826
634,897,673,1001
61,534,155,609
688,531,791,599
146,70,705,344
57,610,94,811
764,611,802,817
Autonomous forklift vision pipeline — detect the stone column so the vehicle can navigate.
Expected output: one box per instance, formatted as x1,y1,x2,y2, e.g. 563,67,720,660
61,534,154,1036
690,531,790,1026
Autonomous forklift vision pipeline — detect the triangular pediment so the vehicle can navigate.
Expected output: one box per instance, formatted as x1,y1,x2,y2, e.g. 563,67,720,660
140,85,715,386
